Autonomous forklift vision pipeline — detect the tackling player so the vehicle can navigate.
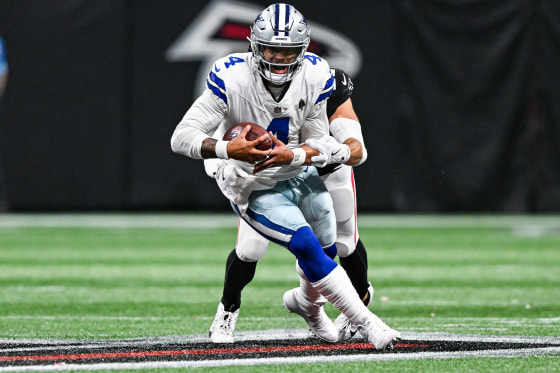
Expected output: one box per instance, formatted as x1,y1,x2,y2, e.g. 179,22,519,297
171,3,399,350
207,69,374,344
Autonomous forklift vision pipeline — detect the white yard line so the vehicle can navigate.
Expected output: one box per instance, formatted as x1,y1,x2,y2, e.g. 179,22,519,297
1,330,559,349
1,330,559,348
0,331,559,372
2,348,560,372
0,213,238,229
1,213,560,230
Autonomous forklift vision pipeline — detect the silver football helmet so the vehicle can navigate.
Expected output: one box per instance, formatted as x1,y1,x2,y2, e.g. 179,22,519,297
249,3,310,85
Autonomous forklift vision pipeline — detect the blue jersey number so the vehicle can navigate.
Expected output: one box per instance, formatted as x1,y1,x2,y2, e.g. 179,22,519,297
224,56,245,69
267,118,290,144
304,54,322,65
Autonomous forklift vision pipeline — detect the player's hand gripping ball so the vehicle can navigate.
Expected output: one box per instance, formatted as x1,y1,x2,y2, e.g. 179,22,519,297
223,122,273,151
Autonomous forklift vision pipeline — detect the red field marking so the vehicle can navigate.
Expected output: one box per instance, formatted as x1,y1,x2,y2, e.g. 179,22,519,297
0,342,427,363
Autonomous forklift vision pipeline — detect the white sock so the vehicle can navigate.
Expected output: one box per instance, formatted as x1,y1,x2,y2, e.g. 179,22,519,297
311,265,371,327
296,261,326,305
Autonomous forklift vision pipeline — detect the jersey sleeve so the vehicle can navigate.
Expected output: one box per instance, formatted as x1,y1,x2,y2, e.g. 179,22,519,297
300,54,334,141
300,99,330,142
170,89,227,159
326,69,353,118
170,57,232,159
205,56,232,107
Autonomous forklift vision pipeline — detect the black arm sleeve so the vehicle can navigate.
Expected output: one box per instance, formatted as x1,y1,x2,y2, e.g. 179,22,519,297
318,69,355,176
326,69,354,118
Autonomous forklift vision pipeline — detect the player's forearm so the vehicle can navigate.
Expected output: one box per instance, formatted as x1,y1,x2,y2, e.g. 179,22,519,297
299,144,321,165
343,138,364,166
170,124,209,159
171,90,228,159
329,117,367,166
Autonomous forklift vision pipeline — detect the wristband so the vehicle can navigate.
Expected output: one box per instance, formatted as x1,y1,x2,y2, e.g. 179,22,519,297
215,140,229,160
290,147,306,166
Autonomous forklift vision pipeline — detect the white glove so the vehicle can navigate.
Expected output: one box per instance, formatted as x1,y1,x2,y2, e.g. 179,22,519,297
305,136,351,167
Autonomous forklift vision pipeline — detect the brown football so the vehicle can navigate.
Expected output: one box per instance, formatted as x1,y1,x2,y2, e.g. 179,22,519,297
223,122,273,150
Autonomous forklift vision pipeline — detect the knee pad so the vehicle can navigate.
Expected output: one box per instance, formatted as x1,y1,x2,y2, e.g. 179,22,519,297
235,219,270,262
336,236,354,257
235,237,269,262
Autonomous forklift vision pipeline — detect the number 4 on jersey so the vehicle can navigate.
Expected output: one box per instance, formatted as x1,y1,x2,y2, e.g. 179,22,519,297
267,117,289,144
224,56,245,69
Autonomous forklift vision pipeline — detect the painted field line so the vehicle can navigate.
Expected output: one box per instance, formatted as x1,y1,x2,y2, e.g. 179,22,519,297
0,331,558,372
0,315,285,322
1,330,559,351
1,213,560,229
0,213,238,229
0,346,559,372
2,315,558,324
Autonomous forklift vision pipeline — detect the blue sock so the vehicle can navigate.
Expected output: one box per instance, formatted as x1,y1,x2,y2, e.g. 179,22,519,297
288,226,338,282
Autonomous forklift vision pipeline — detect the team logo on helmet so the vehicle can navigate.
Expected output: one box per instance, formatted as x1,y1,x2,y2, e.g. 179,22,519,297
165,0,362,95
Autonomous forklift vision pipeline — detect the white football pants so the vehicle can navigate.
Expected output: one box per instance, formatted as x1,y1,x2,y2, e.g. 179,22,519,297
235,165,359,262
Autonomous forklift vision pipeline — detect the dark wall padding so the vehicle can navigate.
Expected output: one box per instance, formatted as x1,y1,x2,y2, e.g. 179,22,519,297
0,1,126,209
0,0,559,211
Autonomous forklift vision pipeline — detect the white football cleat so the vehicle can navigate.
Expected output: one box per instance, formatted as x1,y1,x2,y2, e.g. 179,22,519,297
209,302,239,343
357,313,401,351
334,282,374,342
283,287,338,343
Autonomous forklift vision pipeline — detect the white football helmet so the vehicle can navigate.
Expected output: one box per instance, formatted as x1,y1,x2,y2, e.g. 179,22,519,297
249,3,310,85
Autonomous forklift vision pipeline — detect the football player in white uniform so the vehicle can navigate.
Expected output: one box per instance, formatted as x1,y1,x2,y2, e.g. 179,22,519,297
208,68,375,344
171,3,399,350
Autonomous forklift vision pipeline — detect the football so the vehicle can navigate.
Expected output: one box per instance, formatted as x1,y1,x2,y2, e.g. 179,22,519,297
223,122,273,151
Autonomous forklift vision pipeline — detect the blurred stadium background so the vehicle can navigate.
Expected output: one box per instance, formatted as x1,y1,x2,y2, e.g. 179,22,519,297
1,0,559,213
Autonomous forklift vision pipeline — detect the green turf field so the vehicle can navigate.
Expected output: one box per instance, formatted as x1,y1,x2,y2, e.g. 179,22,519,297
0,213,559,372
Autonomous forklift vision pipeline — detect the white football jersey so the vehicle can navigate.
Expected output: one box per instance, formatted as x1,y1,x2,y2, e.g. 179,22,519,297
172,51,334,181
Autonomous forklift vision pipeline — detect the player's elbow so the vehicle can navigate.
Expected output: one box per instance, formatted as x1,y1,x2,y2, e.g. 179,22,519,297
356,145,368,166
170,128,198,158
170,131,182,154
